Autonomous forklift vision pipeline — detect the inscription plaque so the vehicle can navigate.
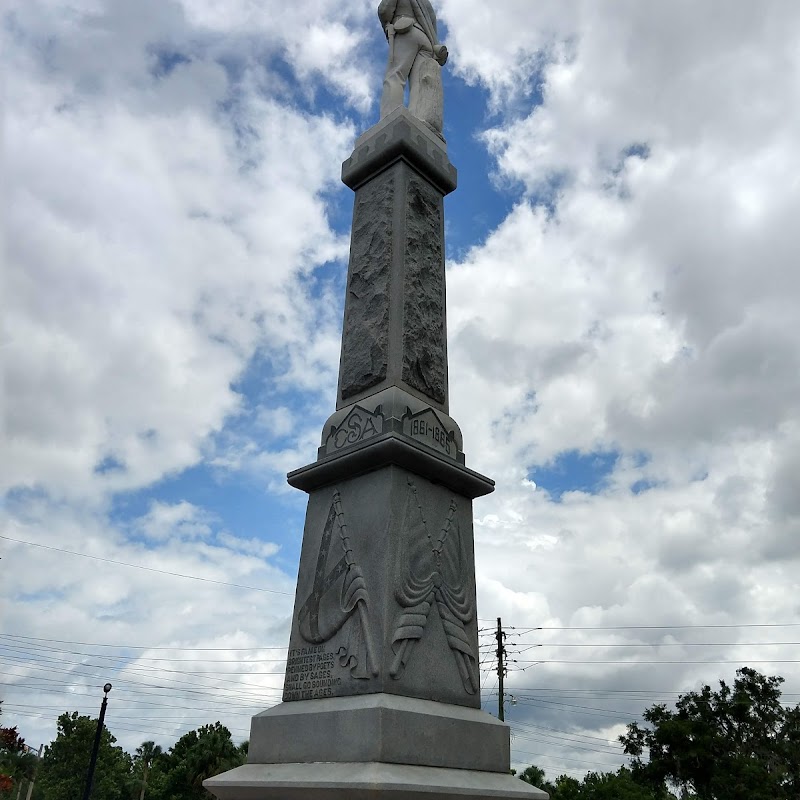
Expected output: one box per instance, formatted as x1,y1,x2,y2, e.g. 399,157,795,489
284,646,344,701
402,407,456,458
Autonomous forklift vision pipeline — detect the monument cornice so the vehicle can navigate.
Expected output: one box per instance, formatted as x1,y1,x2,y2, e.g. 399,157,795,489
287,431,495,499
342,107,457,196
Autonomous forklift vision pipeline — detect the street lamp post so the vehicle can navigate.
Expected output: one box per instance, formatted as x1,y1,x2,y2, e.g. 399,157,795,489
81,683,112,800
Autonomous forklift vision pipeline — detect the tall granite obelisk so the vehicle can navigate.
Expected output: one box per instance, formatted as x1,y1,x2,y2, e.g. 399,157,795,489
205,3,547,798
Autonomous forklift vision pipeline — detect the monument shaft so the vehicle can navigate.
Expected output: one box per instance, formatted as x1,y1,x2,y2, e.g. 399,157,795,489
278,109,488,712
338,139,449,411
205,6,548,797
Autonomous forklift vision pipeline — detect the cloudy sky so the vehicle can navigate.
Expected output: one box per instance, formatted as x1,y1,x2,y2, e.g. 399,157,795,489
3,0,800,782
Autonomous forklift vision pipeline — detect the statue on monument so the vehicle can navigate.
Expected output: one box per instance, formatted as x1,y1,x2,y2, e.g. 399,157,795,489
378,0,449,135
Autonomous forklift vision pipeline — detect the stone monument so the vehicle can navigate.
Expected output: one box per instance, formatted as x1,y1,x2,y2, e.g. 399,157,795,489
205,4,548,798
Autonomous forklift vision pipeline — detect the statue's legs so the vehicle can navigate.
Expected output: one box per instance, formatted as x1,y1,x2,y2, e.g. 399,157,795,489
409,54,443,134
380,27,433,119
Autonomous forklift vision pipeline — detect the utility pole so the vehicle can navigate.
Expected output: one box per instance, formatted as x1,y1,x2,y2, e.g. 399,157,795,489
24,744,43,800
82,683,112,800
496,617,506,721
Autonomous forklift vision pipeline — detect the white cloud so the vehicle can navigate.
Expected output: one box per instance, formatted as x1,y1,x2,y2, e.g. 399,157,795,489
134,500,214,541
442,0,800,772
3,0,356,502
2,0,359,752
3,0,800,778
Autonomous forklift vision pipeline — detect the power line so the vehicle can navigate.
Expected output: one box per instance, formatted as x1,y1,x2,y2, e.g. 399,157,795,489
511,697,643,721
482,686,800,696
0,681,270,715
511,744,623,771
1,657,283,704
0,648,288,677
509,659,800,665
0,534,294,596
508,718,625,747
501,641,800,647
508,722,623,755
5,707,251,741
509,728,623,757
0,633,288,651
507,623,800,631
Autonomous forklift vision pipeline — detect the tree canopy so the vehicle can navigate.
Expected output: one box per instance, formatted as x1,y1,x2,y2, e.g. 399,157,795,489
36,712,131,800
517,766,673,799
2,667,797,800
620,667,800,800
514,668,797,799
150,722,246,800
1,705,38,800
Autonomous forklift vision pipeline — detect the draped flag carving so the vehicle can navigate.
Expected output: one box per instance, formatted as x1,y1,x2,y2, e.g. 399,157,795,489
390,481,478,694
298,491,378,679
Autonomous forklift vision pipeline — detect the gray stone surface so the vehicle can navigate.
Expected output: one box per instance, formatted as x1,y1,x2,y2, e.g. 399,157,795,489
248,694,510,773
343,107,456,196
205,762,549,800
203,24,548,799
338,170,393,399
282,465,481,708
402,173,446,403
321,387,464,463
338,109,453,412
378,0,449,136
289,430,494,499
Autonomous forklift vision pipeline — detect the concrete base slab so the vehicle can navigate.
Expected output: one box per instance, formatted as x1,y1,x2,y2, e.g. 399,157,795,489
204,762,549,800
248,695,509,774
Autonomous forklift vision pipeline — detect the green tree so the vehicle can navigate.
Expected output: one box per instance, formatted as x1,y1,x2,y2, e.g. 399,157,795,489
577,768,671,799
36,712,131,800
551,774,583,800
784,704,800,796
0,703,10,796
517,764,556,795
620,667,799,800
133,741,163,800
0,722,38,799
516,765,669,800
154,722,245,800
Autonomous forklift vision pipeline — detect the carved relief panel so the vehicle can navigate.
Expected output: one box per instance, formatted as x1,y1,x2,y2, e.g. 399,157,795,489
283,467,480,708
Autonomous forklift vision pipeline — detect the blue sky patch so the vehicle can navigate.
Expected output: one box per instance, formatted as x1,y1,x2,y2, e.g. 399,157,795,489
150,48,191,78
109,465,306,571
94,455,127,475
631,478,658,494
442,75,519,257
530,449,618,501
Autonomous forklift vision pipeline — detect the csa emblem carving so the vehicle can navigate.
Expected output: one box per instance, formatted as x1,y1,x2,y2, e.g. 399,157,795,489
390,481,478,694
298,491,378,679
324,406,384,455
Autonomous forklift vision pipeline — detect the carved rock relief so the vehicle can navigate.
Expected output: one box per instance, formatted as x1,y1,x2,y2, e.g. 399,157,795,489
402,173,447,405
390,480,478,694
340,172,394,400
296,491,378,680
